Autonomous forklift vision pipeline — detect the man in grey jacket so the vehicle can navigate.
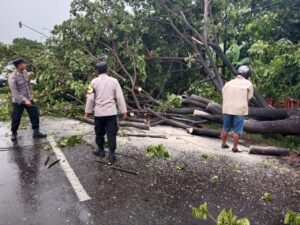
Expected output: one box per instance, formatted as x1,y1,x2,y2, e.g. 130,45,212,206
8,58,46,141
84,62,127,163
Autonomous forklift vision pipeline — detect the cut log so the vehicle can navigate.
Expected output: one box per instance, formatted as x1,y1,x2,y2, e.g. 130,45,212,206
244,118,300,135
119,121,150,130
206,102,222,115
190,94,213,105
169,107,195,114
182,98,207,110
193,110,223,123
169,117,204,127
123,133,168,139
80,117,150,130
127,117,147,124
187,127,221,138
248,108,288,120
147,108,192,129
206,102,289,121
249,146,290,156
150,119,165,127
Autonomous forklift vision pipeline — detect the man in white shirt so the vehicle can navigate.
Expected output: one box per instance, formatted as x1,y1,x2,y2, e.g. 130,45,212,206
221,65,254,152
85,62,127,163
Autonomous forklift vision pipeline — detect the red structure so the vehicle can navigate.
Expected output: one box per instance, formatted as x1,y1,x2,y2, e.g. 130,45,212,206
265,97,300,109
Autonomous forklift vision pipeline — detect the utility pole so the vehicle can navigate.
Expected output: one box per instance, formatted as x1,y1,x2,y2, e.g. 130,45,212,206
18,21,49,39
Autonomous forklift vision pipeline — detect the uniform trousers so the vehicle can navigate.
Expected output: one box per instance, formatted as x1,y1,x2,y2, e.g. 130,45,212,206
94,115,118,151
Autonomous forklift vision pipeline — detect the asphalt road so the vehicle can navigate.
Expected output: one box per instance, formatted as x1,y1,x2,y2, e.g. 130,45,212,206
0,118,299,225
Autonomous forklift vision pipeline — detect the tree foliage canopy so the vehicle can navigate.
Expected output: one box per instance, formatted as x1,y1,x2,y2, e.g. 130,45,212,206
0,0,299,105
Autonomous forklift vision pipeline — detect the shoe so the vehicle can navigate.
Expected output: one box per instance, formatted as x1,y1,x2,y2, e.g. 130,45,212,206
221,143,230,149
11,132,17,142
33,129,47,139
232,148,242,153
108,151,117,164
93,149,105,158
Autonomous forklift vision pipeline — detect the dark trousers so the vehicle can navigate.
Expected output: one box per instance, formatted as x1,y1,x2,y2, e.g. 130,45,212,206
11,103,40,133
94,115,118,151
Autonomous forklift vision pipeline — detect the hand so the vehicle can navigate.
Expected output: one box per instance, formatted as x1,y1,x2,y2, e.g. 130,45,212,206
84,113,91,119
24,99,32,106
120,113,127,120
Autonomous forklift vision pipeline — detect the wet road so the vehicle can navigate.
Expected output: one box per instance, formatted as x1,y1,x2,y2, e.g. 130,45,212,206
0,118,299,225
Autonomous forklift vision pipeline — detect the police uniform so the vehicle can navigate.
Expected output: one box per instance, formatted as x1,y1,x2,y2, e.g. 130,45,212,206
8,58,46,140
85,72,127,159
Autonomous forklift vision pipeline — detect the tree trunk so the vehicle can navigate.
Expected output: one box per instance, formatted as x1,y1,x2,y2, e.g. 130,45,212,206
80,117,150,130
244,118,300,135
147,108,192,129
249,146,290,156
182,98,207,110
193,110,223,123
187,127,221,138
169,107,195,114
190,94,213,105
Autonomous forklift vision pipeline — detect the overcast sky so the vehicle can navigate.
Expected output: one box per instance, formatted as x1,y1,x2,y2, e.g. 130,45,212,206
0,0,71,44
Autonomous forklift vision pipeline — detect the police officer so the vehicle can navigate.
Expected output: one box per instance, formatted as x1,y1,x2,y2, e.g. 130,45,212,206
221,65,254,152
84,62,127,163
8,58,47,141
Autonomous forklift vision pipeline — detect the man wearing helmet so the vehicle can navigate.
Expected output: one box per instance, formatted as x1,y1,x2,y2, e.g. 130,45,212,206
221,65,254,152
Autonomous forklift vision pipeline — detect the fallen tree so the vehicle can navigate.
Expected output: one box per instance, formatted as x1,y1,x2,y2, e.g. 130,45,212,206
249,146,290,156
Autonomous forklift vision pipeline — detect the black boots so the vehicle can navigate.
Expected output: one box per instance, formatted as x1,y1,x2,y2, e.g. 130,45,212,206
108,150,116,164
33,129,47,139
93,148,105,158
93,148,116,163
11,132,17,142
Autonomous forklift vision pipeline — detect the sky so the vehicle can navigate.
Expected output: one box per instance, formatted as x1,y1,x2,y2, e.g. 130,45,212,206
0,0,71,44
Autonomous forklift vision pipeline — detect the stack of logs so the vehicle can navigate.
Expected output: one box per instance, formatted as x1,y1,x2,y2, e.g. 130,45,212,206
83,93,300,138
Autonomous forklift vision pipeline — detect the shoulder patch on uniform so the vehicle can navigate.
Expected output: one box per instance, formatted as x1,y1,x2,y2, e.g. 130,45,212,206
87,84,94,94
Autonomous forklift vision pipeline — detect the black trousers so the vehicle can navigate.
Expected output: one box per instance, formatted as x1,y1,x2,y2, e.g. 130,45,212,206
11,103,40,133
94,115,118,151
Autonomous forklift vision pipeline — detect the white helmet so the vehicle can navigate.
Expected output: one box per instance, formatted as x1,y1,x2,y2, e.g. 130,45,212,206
237,65,252,79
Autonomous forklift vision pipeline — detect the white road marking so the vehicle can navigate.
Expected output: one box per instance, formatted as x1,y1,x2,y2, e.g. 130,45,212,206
47,136,92,202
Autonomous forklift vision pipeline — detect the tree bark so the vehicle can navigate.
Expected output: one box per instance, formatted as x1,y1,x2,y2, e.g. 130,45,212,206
193,110,223,123
182,98,207,110
249,146,290,156
169,107,196,114
187,127,221,138
244,118,300,135
147,108,192,129
80,117,150,130
190,94,213,105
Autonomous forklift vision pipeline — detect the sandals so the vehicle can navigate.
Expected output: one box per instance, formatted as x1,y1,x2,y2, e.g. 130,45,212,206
221,143,230,149
232,148,242,153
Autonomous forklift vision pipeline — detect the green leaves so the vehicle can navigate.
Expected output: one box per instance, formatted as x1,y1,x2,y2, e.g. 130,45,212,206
192,203,250,225
217,209,250,225
262,192,273,202
146,144,171,159
158,94,182,112
57,135,83,147
192,203,209,220
284,210,300,225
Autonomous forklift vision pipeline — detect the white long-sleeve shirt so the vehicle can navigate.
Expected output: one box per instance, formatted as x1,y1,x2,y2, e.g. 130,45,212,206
222,75,254,116
85,74,127,117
